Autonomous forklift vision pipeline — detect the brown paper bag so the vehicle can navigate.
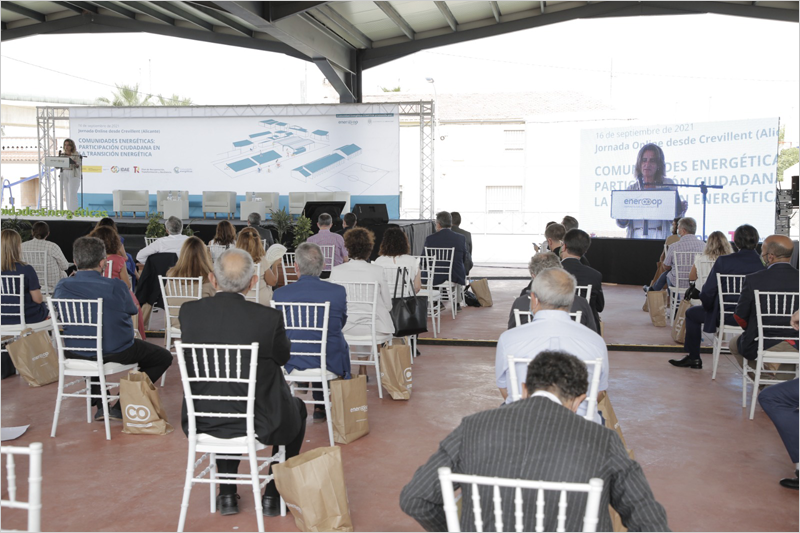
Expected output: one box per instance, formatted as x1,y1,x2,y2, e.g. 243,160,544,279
646,290,668,327
671,299,692,344
469,279,493,307
597,391,635,533
330,375,369,444
273,446,354,532
120,370,174,435
6,328,58,387
380,341,412,400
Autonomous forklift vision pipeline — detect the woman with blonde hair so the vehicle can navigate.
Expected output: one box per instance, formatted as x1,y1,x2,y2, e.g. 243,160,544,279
1,229,49,324
163,237,216,329
236,227,278,306
209,220,237,262
689,231,733,288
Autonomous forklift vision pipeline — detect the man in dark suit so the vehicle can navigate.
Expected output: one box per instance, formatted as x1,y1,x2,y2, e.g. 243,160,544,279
560,229,604,328
423,211,469,287
336,212,357,236
272,242,350,420
450,212,473,275
400,350,669,532
731,235,799,360
670,224,764,369
179,248,306,517
247,212,275,247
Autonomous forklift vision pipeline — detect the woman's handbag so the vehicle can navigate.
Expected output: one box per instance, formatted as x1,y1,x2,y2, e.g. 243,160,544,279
684,282,700,301
389,267,428,337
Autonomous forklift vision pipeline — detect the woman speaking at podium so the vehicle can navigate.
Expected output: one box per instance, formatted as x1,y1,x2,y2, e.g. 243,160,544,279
61,138,82,211
615,143,687,239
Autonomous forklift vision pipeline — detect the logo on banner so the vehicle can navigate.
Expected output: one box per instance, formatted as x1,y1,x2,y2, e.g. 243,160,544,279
126,404,151,421
133,166,140,173
172,167,193,174
110,166,119,173
624,198,663,207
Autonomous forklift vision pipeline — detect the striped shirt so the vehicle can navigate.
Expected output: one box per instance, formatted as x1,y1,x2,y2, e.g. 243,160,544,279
21,238,70,293
663,234,705,285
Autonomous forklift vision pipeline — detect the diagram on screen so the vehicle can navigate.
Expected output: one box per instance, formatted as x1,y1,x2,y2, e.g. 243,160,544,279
315,162,391,195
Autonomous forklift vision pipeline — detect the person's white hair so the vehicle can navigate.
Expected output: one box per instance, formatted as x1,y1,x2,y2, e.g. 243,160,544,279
295,242,324,277
214,248,254,293
678,217,697,235
528,252,562,278
165,216,183,235
531,268,576,309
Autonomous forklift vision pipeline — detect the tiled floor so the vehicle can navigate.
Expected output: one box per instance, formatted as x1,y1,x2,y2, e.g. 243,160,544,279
1,280,797,532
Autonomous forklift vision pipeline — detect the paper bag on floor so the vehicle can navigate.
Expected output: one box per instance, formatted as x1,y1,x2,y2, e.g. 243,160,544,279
670,299,692,344
120,370,173,435
6,328,58,387
470,279,493,307
330,375,369,444
646,290,668,327
273,446,354,532
597,391,635,533
380,341,412,400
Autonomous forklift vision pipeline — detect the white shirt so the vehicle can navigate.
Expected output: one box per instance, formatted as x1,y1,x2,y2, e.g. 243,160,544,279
136,234,189,263
374,254,420,296
21,238,70,292
530,390,562,405
329,259,394,338
496,310,609,422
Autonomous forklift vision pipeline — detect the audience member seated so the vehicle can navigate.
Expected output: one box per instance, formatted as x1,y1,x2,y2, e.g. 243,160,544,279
689,231,733,289
561,215,579,232
307,213,348,271
273,243,350,420
136,216,189,264
95,217,137,291
374,227,422,294
560,229,605,328
209,220,237,262
336,212,357,236
670,224,763,369
646,217,704,292
1,229,49,325
508,253,598,334
730,235,799,362
179,248,306,517
22,221,70,291
88,226,145,340
330,227,394,340
236,227,278,306
495,268,608,422
164,236,217,329
53,237,172,421
535,221,558,253
400,350,669,532
247,212,274,248
422,211,469,287
451,211,473,275
542,222,565,259
660,217,683,262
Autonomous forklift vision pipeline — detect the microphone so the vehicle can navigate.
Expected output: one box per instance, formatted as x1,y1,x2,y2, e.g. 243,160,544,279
59,150,62,156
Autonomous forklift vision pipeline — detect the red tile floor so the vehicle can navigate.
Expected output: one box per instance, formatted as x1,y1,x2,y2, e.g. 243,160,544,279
1,279,797,531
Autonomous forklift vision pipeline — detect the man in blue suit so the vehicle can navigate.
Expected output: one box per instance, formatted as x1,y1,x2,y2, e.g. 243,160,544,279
273,242,349,420
670,224,764,369
423,211,470,287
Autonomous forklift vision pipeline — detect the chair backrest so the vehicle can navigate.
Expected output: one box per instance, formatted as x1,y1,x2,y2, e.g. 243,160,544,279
1,442,43,533
46,297,104,364
506,354,602,422
261,238,268,251
412,255,435,291
438,466,604,533
175,341,260,440
320,245,335,272
754,291,800,352
383,265,415,297
513,309,581,327
1,274,26,327
424,247,454,285
281,253,298,284
716,274,746,328
21,251,49,295
575,285,592,301
208,244,229,263
329,281,378,340
158,276,204,330
103,260,113,278
271,301,330,368
673,251,699,290
243,263,261,304
144,237,158,246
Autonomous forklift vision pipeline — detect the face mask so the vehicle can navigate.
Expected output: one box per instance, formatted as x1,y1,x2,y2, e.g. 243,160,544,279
760,254,769,266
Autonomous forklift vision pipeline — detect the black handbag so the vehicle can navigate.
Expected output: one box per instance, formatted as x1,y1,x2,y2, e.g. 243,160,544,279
390,267,428,337
684,281,700,301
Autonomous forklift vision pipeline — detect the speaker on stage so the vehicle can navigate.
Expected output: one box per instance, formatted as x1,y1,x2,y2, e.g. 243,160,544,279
352,203,389,225
303,201,346,232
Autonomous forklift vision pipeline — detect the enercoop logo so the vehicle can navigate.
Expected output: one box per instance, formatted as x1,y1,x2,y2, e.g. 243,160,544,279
349,405,368,413
624,198,663,207
125,404,152,421
31,351,50,362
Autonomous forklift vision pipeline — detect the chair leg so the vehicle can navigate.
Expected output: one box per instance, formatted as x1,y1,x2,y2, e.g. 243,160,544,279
373,343,383,399
323,380,334,447
162,331,171,387
99,374,112,440
248,446,265,532
749,364,763,420
742,366,748,408
50,373,65,438
711,335,722,380
209,453,216,513
85,377,93,423
177,443,196,532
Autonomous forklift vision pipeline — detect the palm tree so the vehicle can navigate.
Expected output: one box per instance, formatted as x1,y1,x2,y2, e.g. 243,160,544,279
95,83,153,106
156,93,193,106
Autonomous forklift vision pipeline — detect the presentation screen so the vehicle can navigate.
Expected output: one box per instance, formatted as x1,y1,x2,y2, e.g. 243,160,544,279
69,104,400,208
580,117,780,240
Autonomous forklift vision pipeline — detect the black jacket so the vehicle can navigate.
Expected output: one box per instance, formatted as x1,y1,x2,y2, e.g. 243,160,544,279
561,257,604,327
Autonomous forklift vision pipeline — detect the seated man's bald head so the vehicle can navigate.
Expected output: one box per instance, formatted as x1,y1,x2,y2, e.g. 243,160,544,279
213,248,255,293
763,235,794,262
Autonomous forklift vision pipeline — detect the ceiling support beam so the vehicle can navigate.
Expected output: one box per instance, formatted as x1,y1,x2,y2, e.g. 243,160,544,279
489,1,501,23
2,2,46,23
95,2,137,19
183,2,254,36
314,4,372,48
59,1,98,14
374,1,415,40
152,1,213,30
120,1,175,25
434,2,458,32
314,57,357,103
52,2,85,15
268,2,328,22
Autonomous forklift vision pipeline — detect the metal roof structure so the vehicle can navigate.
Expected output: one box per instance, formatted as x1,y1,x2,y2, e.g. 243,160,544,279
2,1,798,103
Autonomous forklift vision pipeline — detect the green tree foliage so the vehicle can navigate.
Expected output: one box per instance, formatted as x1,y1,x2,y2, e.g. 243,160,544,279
292,216,313,250
777,125,799,182
96,83,193,107
380,86,402,92
269,207,293,246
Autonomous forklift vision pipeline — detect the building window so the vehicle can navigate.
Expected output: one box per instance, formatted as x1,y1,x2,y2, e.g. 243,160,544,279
504,129,525,150
486,186,523,213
